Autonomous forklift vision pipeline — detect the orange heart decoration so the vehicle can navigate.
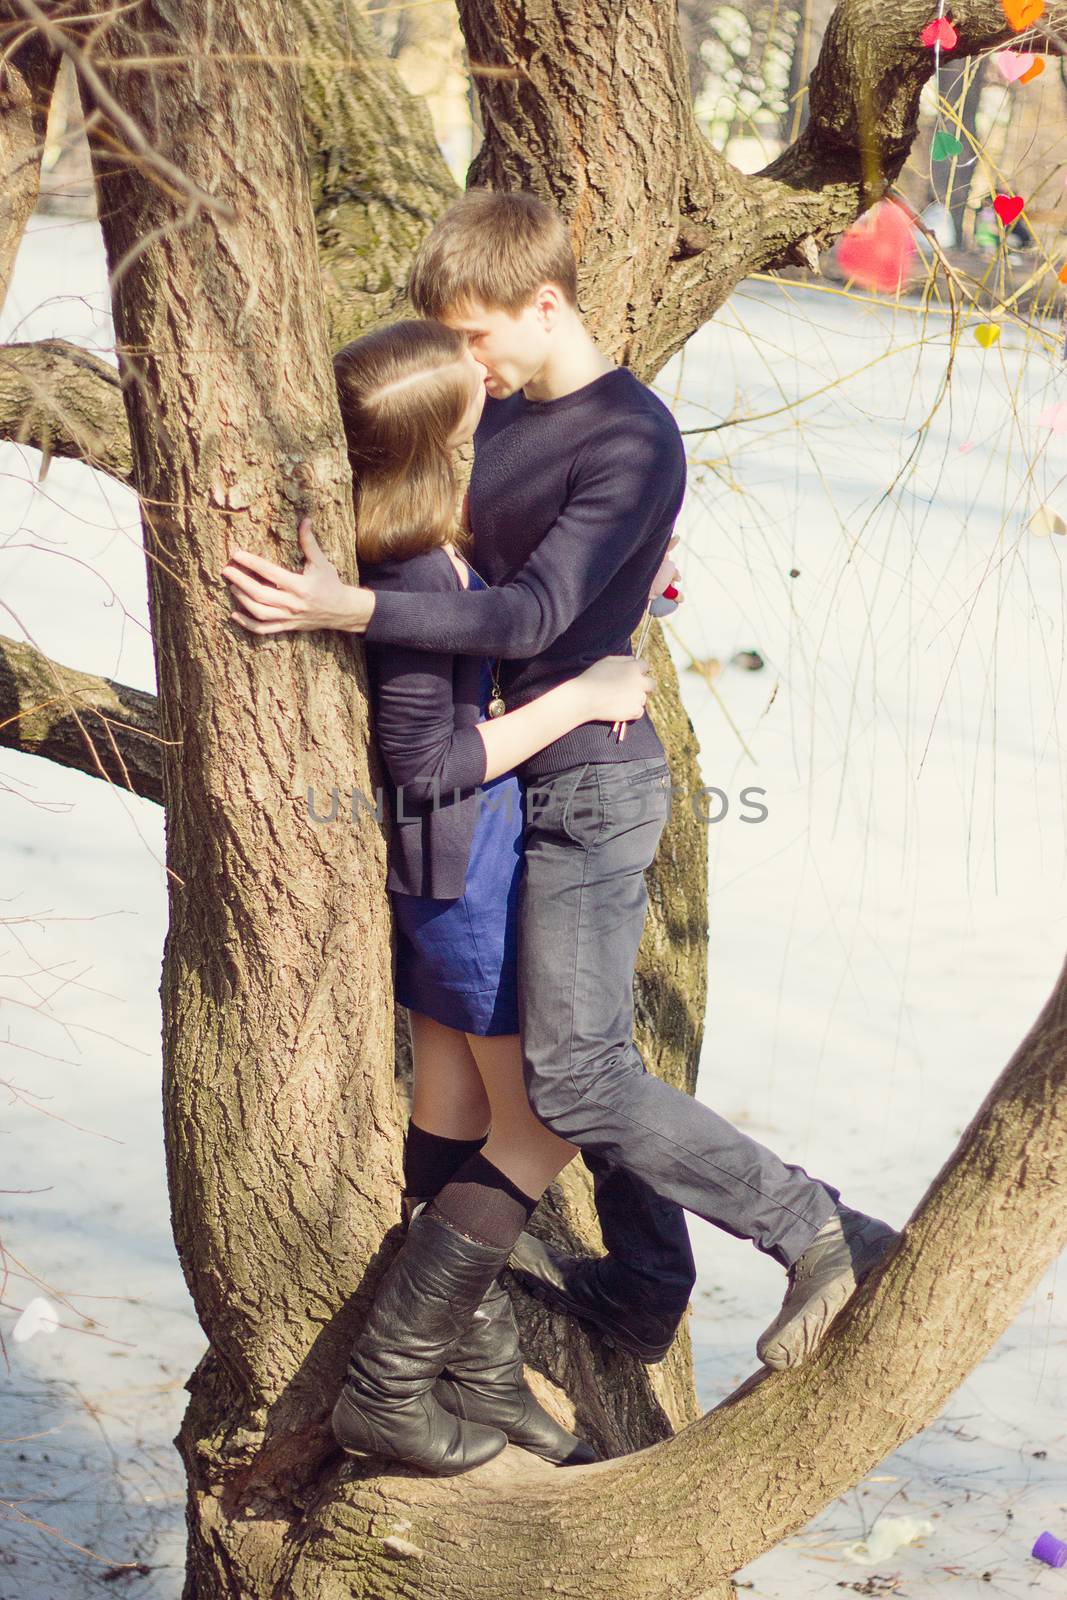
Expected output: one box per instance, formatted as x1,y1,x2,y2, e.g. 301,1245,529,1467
1000,0,1045,26
1019,57,1045,81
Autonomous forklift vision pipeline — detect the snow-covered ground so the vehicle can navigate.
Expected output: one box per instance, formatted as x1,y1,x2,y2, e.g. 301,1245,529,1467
1,215,1064,1598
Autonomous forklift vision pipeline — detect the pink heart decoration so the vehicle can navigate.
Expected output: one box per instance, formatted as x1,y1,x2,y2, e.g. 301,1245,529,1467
993,193,1025,226
996,50,1037,79
921,16,959,48
836,201,917,293
1038,401,1067,433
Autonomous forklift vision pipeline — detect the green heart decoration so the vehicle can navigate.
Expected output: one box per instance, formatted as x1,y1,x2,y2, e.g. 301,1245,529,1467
932,130,964,160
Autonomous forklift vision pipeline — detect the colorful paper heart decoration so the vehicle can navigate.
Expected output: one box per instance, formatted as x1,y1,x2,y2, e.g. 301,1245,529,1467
996,50,1037,79
1029,506,1066,537
993,192,1025,226
1058,263,1067,284
1019,57,1045,81
931,130,963,160
1038,401,1067,432
921,15,958,48
975,323,1001,347
1000,0,1045,27
836,201,916,292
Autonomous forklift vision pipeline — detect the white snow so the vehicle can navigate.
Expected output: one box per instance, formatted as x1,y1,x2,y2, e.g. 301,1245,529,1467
1,215,1064,1598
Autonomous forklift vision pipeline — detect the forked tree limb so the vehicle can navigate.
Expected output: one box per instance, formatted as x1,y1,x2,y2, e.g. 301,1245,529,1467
292,946,1067,1599
460,0,1067,372
6,1,1064,466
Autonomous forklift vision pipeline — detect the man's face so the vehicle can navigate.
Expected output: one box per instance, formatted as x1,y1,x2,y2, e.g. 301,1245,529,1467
437,293,554,399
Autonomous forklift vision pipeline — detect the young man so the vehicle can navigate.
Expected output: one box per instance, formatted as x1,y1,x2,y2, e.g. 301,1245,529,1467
223,189,899,1371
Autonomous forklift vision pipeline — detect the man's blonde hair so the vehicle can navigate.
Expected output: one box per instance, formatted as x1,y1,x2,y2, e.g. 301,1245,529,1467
408,188,579,319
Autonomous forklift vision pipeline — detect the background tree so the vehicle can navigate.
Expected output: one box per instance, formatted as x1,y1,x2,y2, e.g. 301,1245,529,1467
1,0,1065,1596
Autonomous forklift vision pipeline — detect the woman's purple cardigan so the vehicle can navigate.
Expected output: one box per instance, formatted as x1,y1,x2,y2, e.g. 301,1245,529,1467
360,544,497,901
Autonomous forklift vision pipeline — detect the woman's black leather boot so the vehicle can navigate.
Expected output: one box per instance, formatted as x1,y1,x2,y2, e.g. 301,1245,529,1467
400,1198,600,1468
433,1271,600,1466
331,1205,511,1475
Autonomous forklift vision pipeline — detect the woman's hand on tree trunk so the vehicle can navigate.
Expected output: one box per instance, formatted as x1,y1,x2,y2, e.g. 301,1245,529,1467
221,516,373,634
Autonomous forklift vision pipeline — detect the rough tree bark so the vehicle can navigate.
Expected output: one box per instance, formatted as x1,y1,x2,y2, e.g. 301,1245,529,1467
292,0,459,346
2,0,1065,1595
289,951,1067,1600
0,338,131,480
0,634,162,800
0,0,709,1451
0,2,59,302
57,0,702,1593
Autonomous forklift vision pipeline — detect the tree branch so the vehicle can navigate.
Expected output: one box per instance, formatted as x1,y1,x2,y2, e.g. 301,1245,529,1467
460,0,1067,377
0,633,163,803
0,339,132,481
0,1,455,481
672,0,1067,359
13,0,234,221
744,0,1067,258
300,949,1067,1599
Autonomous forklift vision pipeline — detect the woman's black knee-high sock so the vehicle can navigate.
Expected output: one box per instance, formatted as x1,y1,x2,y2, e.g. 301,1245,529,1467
402,1118,488,1203
427,1151,539,1250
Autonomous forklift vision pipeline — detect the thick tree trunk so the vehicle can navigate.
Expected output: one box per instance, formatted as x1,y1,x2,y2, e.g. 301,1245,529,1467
74,3,701,1596
292,0,459,345
86,0,398,1380
0,2,59,307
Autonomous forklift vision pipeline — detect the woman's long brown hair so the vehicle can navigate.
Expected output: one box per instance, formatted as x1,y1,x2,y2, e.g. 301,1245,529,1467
333,319,474,566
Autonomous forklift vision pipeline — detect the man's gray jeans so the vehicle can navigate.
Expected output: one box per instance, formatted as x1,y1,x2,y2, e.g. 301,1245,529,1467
518,755,841,1275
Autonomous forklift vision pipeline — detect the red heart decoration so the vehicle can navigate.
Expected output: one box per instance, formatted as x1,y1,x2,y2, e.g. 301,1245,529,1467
836,201,917,293
993,192,1025,226
921,16,959,48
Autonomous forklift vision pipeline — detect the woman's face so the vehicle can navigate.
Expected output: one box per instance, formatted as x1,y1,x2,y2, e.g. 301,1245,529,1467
447,344,490,447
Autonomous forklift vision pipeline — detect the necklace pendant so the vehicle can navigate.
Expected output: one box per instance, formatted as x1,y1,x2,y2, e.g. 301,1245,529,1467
487,695,507,718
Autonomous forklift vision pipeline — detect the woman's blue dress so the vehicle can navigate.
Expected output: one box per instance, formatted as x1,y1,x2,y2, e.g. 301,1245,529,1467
390,569,525,1037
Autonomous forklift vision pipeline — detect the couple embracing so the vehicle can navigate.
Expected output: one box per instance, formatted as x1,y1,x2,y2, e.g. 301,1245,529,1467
222,188,899,1475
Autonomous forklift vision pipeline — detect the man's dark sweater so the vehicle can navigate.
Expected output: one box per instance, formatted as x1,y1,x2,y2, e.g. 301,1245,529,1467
361,364,687,780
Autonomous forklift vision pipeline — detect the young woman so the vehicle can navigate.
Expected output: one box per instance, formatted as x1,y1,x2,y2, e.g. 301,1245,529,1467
325,319,657,1475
